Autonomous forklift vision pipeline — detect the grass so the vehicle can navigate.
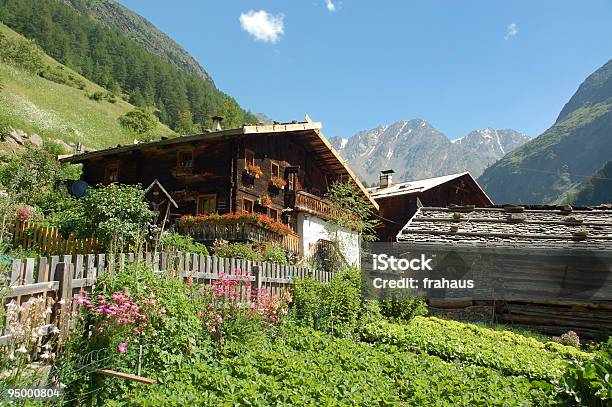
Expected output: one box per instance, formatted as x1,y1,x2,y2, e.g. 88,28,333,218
0,22,173,151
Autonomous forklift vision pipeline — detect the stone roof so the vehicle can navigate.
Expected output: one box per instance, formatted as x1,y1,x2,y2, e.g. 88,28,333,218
397,205,612,250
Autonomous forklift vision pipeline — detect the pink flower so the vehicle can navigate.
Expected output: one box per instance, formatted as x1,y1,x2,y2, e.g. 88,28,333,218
118,342,127,353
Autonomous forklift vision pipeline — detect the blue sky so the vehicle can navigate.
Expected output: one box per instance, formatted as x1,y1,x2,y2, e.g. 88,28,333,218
118,0,612,140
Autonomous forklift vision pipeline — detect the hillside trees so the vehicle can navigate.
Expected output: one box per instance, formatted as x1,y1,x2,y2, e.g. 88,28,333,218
0,0,258,133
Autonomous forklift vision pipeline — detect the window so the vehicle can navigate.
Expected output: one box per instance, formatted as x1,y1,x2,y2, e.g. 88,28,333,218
245,149,255,167
243,198,254,213
177,150,194,169
105,163,119,183
269,208,279,222
197,194,216,215
271,161,280,178
287,173,298,191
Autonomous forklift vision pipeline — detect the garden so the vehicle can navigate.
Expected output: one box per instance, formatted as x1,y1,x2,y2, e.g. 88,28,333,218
0,145,612,406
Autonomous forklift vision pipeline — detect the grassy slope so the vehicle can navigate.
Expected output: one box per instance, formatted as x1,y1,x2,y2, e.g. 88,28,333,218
0,22,173,151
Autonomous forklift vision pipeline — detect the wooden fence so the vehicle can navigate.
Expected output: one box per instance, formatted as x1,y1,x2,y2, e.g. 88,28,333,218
1,252,331,346
13,221,102,255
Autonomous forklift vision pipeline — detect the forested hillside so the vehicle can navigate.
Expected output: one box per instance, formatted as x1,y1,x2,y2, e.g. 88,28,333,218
0,22,172,150
0,0,257,133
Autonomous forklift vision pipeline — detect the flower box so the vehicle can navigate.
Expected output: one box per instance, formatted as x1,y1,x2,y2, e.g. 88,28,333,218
244,164,263,179
270,176,287,190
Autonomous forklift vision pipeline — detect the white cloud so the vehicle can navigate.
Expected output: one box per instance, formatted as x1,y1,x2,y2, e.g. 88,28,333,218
240,10,284,43
325,0,336,12
504,23,518,40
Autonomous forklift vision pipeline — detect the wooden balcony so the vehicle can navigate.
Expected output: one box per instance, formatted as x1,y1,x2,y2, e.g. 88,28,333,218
178,221,301,254
293,191,343,221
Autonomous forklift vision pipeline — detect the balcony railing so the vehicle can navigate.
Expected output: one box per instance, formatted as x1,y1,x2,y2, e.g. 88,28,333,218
293,191,343,221
178,221,301,255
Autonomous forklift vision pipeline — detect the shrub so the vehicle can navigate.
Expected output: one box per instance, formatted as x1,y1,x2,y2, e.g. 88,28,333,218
0,32,44,74
212,240,261,261
118,108,157,135
292,267,361,337
159,232,209,255
361,317,592,382
379,296,428,323
57,183,155,251
262,242,288,264
39,65,86,89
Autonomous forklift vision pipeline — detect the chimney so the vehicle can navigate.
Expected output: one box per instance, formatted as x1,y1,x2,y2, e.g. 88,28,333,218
212,116,223,132
379,169,394,188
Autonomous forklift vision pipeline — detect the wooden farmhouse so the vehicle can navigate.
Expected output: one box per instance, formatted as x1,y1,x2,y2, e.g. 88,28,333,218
61,118,378,265
397,204,612,336
369,171,493,241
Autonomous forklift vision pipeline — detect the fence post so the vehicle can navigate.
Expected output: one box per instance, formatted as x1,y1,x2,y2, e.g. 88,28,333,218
55,262,73,340
253,265,262,293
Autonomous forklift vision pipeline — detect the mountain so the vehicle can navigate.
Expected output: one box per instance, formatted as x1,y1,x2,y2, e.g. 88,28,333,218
330,120,529,185
0,0,257,134
478,59,612,204
60,0,213,83
0,22,172,153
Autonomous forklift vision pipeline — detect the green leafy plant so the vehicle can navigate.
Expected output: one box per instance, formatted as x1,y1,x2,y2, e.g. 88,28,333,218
379,296,428,323
559,338,612,406
326,180,380,241
57,183,155,251
361,317,592,382
159,232,209,255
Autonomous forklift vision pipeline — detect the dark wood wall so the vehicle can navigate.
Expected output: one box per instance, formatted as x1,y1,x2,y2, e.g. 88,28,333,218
78,133,334,224
376,175,492,241
80,139,233,219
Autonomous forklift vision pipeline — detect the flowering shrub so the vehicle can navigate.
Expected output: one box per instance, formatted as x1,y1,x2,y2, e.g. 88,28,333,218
244,163,263,178
178,211,292,235
270,176,287,189
16,205,34,222
196,269,291,345
1,296,60,386
75,290,148,352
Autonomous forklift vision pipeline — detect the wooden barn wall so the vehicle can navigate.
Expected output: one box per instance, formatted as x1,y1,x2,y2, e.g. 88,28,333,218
79,140,233,219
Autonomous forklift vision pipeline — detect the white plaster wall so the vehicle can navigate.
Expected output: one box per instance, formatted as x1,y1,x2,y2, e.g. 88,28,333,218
296,213,360,266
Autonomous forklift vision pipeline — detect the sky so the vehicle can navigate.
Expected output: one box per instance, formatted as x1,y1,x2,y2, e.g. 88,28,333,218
118,0,612,140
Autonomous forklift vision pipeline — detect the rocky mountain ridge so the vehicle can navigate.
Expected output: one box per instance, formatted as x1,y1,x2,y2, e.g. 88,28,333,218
330,120,529,185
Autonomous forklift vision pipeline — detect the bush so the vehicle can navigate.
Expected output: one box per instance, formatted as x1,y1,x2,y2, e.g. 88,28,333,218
159,233,209,255
559,338,612,406
211,240,288,264
292,267,361,337
213,240,261,261
118,108,157,135
57,183,155,251
0,32,44,74
39,65,86,89
379,297,428,323
361,317,592,382
262,242,288,264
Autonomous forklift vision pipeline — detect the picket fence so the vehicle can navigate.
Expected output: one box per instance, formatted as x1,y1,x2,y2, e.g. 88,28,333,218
13,220,102,255
0,251,331,346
